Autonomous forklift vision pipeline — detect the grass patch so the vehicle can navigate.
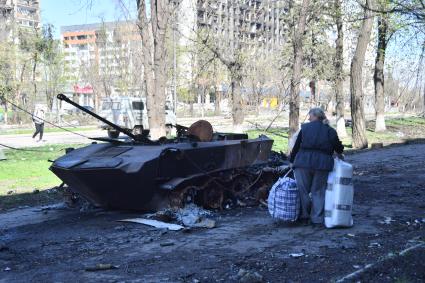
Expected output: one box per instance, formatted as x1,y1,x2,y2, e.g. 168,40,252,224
247,116,425,153
385,117,425,127
0,143,89,209
0,144,86,195
0,126,98,135
248,128,289,152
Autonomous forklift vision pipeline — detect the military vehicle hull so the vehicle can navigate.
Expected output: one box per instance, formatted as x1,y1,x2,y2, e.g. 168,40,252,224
50,136,273,210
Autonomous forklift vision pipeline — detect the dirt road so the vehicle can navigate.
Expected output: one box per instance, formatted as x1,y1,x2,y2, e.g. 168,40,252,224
1,144,424,282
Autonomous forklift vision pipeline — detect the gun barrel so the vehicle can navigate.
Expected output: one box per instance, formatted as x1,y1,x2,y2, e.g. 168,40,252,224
57,93,137,140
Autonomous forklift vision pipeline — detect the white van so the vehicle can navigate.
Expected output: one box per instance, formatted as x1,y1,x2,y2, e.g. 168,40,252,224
99,97,176,138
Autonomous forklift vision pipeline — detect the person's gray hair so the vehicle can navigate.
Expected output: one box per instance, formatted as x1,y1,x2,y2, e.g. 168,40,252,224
308,107,329,124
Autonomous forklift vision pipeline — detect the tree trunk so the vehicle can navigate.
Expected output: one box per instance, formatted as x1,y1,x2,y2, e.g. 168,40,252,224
230,68,244,132
289,0,310,138
33,52,38,101
334,0,347,138
214,90,221,116
3,103,8,125
309,80,316,106
255,90,260,116
137,0,168,139
350,0,374,149
189,101,194,116
374,13,388,132
150,0,168,138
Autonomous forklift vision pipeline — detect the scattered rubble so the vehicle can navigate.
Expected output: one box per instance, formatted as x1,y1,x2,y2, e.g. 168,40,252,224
176,204,216,228
290,253,305,258
85,264,119,272
2,144,425,282
160,241,175,247
119,204,218,231
237,269,264,283
118,219,184,231
368,242,382,248
378,216,395,225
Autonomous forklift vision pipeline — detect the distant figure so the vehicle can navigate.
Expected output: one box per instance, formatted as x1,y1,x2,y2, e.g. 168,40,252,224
32,108,45,142
289,108,344,226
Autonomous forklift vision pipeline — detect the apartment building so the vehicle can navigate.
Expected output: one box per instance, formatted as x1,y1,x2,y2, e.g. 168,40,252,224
61,21,143,105
178,0,287,53
0,0,41,41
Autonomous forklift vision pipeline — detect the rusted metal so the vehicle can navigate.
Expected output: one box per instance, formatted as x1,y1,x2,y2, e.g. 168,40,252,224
187,120,214,142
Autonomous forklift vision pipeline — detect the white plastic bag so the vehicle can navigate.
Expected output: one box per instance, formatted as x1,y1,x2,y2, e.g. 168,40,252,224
325,158,354,228
268,171,300,222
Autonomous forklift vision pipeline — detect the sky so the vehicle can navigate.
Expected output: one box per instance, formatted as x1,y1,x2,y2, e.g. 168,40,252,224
41,0,137,38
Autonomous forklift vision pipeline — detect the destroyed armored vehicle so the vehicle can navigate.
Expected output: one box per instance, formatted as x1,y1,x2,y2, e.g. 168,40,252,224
50,94,275,210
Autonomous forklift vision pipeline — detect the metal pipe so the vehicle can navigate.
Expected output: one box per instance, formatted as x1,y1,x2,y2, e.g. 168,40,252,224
57,93,137,140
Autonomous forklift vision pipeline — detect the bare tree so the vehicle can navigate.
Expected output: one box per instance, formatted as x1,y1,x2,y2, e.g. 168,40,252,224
289,0,310,137
137,0,173,139
373,9,388,132
334,0,347,138
195,12,246,130
350,0,375,149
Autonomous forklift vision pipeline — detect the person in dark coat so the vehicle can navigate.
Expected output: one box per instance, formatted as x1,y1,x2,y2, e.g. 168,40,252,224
289,108,344,226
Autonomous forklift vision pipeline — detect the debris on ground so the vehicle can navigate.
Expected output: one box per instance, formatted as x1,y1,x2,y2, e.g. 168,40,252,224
2,143,425,282
36,203,68,212
368,242,382,248
290,253,305,258
237,269,264,283
378,216,394,225
118,218,184,231
176,204,216,228
160,241,175,247
124,204,217,230
85,263,119,272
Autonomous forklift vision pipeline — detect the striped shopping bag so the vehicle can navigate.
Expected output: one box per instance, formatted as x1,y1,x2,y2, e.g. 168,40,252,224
267,170,300,222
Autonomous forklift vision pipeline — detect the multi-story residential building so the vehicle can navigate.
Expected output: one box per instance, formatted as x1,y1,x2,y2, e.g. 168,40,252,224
175,0,288,106
178,0,287,53
61,21,143,107
61,24,97,73
0,0,41,41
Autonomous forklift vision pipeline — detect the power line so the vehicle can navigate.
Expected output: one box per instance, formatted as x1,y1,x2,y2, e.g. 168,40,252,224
0,96,91,139
0,142,55,152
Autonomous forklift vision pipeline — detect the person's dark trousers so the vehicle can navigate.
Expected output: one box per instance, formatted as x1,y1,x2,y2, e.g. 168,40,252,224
32,123,44,140
294,168,329,224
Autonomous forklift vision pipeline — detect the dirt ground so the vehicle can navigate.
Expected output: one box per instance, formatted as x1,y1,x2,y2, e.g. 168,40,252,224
1,143,425,283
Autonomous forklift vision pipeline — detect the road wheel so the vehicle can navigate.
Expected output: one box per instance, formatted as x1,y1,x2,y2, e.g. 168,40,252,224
107,130,119,139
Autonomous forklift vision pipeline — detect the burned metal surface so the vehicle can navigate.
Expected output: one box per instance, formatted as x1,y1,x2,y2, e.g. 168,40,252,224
50,136,276,210
50,94,281,211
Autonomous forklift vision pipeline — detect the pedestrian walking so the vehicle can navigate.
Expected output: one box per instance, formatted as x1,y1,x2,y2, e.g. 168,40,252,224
289,108,344,226
32,108,45,142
